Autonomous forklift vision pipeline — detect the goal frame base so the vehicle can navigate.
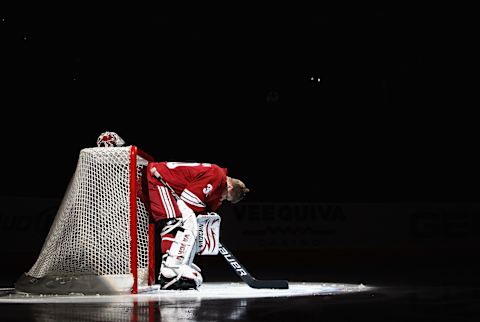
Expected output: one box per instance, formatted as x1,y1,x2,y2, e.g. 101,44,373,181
15,273,136,295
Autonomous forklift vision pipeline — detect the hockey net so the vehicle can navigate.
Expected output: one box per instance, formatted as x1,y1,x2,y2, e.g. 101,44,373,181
15,146,155,294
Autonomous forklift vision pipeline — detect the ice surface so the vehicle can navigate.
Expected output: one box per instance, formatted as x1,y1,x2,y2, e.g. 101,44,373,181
0,282,372,303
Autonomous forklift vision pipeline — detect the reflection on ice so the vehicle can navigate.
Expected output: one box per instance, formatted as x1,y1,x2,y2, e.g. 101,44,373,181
1,282,371,303
0,283,372,322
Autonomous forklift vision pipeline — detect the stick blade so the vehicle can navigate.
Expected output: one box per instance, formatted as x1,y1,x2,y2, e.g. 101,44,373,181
249,279,289,289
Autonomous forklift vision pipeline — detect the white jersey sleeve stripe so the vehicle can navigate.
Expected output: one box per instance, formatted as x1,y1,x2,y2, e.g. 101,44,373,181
183,189,205,205
163,186,177,218
181,195,206,208
158,186,174,218
181,189,206,208
162,237,176,242
158,186,176,218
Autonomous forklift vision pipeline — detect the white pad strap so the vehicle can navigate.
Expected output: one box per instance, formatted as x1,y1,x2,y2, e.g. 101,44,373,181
196,213,221,255
160,219,182,237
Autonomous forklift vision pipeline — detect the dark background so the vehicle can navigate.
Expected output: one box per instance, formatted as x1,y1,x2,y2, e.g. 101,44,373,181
1,4,478,295
1,6,477,203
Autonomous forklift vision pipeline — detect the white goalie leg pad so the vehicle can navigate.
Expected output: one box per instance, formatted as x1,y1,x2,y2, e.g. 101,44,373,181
159,200,202,289
177,199,198,235
196,213,221,255
160,228,203,289
177,199,198,265
164,229,196,267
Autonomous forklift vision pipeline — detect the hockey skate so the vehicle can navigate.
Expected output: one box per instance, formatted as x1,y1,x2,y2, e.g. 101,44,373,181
159,253,203,290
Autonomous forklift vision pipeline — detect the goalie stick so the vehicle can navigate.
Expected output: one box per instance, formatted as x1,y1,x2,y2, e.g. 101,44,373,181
150,166,289,289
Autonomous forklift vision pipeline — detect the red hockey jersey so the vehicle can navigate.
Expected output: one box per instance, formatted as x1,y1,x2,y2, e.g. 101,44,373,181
147,162,228,216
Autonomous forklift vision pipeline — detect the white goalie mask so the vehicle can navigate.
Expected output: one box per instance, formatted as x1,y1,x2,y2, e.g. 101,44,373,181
96,131,125,147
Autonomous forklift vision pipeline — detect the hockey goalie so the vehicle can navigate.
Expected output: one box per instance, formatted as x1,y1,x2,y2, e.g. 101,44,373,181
100,132,249,290
14,131,264,295
141,161,249,290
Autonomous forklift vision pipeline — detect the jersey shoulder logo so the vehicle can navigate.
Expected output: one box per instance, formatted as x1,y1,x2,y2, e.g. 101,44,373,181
203,184,213,197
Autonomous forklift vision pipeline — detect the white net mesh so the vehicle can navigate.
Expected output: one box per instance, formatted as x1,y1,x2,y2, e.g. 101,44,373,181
24,146,151,292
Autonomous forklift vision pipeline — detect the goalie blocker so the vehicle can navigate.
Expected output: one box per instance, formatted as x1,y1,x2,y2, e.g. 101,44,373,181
196,214,221,255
